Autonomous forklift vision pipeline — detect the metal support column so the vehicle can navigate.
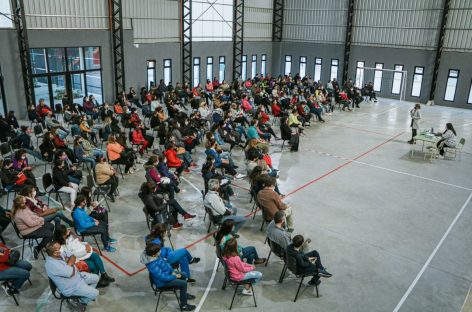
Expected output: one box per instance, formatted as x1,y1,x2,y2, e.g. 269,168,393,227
429,0,451,104
272,0,284,42
110,0,125,97
342,0,354,84
232,0,244,81
11,0,33,107
181,0,192,85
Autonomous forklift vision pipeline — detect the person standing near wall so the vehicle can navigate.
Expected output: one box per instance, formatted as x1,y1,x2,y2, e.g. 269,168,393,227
408,103,421,144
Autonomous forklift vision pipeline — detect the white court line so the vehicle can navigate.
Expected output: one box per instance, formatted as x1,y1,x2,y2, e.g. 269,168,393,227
195,258,219,312
374,105,400,116
180,176,202,194
460,282,472,312
392,192,472,312
305,149,472,191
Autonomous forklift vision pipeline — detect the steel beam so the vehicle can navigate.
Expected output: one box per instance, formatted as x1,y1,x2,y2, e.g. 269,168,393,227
181,0,192,85
11,0,33,107
342,0,354,84
429,0,451,102
272,0,284,42
232,0,244,81
110,0,125,96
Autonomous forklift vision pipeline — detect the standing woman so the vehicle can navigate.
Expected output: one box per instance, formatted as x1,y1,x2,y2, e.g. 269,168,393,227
436,123,457,156
408,103,421,144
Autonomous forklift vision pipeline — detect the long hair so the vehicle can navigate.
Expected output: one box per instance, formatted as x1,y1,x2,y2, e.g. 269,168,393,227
53,224,68,245
12,195,26,217
222,237,239,258
146,223,167,245
445,123,457,136
215,219,234,243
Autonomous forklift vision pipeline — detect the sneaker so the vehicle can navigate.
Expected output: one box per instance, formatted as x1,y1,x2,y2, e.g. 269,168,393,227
231,233,240,239
104,245,117,252
308,278,321,286
180,304,196,311
108,238,118,244
187,279,196,284
172,222,183,230
241,289,253,296
189,257,200,264
254,258,267,265
318,269,333,278
234,173,246,179
287,228,295,233
183,213,196,221
107,194,115,202
187,293,196,300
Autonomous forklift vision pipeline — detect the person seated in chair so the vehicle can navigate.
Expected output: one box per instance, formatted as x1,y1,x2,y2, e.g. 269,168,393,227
45,241,99,311
0,159,36,193
144,156,180,200
286,235,332,286
0,242,32,295
55,151,82,186
435,122,457,157
267,210,310,252
107,134,135,175
132,124,152,155
52,159,79,209
39,132,57,162
16,126,43,159
95,156,119,202
12,149,39,188
141,243,196,311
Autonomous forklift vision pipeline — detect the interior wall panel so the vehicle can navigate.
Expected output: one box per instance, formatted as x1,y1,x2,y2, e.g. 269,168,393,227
244,0,272,42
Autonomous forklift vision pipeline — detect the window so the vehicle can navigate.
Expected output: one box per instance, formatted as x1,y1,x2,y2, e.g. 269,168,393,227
241,55,247,81
392,64,404,95
284,55,292,76
330,59,339,81
192,0,233,41
30,47,103,107
444,69,459,101
373,63,383,92
468,80,472,104
261,54,267,77
299,56,307,78
147,60,156,89
314,58,322,82
163,59,172,85
193,57,200,87
0,0,13,28
0,64,7,116
251,55,257,79
411,66,424,97
219,56,225,81
206,57,213,81
355,61,365,88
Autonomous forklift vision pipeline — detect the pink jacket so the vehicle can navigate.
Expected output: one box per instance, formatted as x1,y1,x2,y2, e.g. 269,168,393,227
223,256,254,281
13,208,44,236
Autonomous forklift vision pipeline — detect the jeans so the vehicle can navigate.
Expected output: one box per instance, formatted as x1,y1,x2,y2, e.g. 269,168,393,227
0,260,32,289
84,252,106,274
241,246,259,265
24,148,43,159
167,248,193,278
43,210,74,227
163,277,189,307
78,157,96,169
68,175,81,185
76,272,99,304
80,222,109,248
90,149,104,158
242,271,262,284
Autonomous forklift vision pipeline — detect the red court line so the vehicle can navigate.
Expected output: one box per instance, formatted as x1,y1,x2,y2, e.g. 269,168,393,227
285,131,405,197
101,131,404,276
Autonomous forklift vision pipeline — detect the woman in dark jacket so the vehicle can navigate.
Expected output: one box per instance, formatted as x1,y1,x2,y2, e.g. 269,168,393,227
138,182,195,230
52,159,79,209
39,131,57,162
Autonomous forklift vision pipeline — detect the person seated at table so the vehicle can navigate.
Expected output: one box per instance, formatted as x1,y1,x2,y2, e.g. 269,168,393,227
436,122,457,157
286,235,332,286
144,223,200,282
216,219,266,265
54,225,115,288
12,196,54,259
72,195,117,253
142,243,196,311
45,241,99,311
0,242,32,295
222,237,263,296
107,134,135,175
20,185,74,227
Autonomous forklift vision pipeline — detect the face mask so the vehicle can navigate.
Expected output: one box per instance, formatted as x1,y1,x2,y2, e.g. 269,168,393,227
21,156,26,160
32,191,37,197
61,155,67,160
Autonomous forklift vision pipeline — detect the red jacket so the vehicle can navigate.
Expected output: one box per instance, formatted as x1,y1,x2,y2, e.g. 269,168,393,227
163,148,182,168
0,243,12,272
36,104,51,117
53,135,66,148
260,111,270,124
271,104,281,117
132,129,146,144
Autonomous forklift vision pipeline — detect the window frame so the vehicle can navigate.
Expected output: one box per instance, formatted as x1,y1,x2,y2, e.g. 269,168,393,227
284,55,292,76
468,79,472,104
410,66,424,98
146,60,156,90
391,64,404,95
373,62,383,92
299,56,307,78
330,58,339,81
206,57,213,82
163,59,172,85
251,55,257,79
241,55,247,81
193,57,201,87
219,56,225,82
355,61,365,88
444,69,460,102
261,54,267,77
314,57,322,82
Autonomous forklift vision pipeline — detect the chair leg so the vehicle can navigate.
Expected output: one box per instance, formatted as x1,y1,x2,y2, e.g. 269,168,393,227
11,291,19,306
207,220,212,233
315,283,319,297
216,259,221,272
265,250,272,267
294,276,305,302
21,240,25,260
155,291,161,312
260,219,265,231
35,239,46,259
222,277,227,290
93,236,102,255
279,263,287,283
174,289,182,311
59,299,64,312
250,283,257,307
229,284,239,310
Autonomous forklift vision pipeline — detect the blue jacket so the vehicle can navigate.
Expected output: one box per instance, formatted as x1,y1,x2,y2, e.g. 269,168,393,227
72,207,96,233
157,162,175,179
145,255,177,288
213,131,225,146
144,237,172,260
205,148,223,167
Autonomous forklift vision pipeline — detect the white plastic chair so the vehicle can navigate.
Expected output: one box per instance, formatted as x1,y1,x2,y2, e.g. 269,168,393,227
444,138,465,161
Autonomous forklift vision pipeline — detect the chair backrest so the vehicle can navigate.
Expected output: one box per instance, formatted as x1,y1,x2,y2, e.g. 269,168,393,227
459,138,465,147
48,277,61,299
205,205,222,224
268,237,285,259
86,175,94,189
148,273,157,291
220,257,235,283
0,143,11,156
42,173,53,190
285,250,299,275
10,220,23,239
33,125,43,136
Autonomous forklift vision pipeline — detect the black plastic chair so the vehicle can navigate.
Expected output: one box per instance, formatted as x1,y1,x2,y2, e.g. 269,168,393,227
10,220,45,260
149,273,183,312
259,206,271,231
0,179,18,209
221,260,257,310
281,250,320,302
42,173,66,207
0,142,13,159
204,205,222,233
0,280,19,305
75,225,102,255
33,124,44,147
106,151,125,179
49,277,84,311
86,175,111,212
265,237,288,283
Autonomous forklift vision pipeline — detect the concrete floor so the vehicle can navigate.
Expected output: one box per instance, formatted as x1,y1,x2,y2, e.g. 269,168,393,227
1,98,472,312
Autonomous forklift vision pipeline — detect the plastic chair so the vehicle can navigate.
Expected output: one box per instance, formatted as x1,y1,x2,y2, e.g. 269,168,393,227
33,125,44,147
444,138,465,160
49,277,84,312
281,250,320,302
0,280,19,305
86,175,110,212
204,205,222,233
42,173,66,207
0,142,13,159
265,237,288,283
221,260,257,310
10,220,45,260
148,273,183,312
